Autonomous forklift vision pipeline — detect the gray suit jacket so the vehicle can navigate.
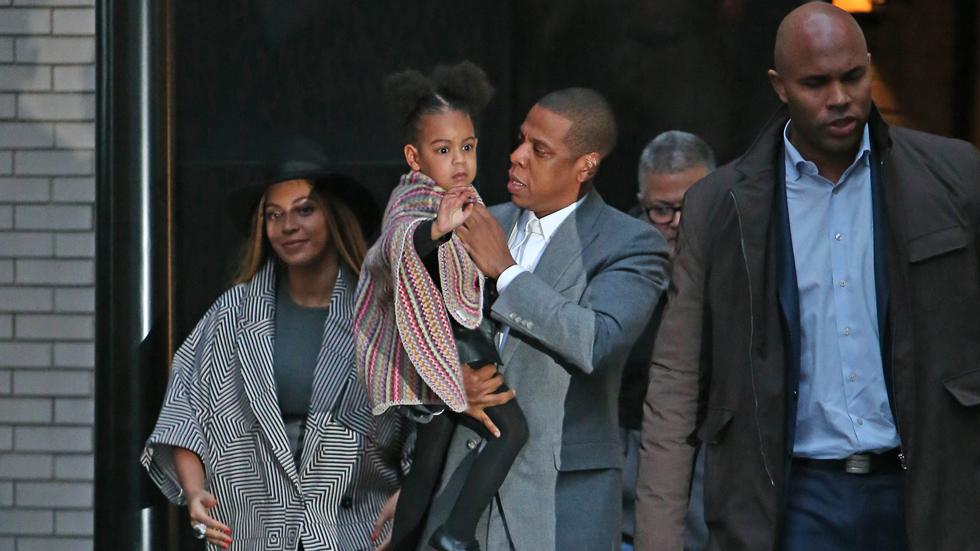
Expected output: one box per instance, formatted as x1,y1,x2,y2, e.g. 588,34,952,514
421,190,669,551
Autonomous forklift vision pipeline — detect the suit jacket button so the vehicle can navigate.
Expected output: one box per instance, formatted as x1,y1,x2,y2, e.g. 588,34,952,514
466,439,478,450
340,495,353,508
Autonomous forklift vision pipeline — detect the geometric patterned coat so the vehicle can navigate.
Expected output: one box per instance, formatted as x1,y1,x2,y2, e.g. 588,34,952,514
141,261,409,550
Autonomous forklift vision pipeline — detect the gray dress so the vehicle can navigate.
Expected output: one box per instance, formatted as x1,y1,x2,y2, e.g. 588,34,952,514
273,280,329,466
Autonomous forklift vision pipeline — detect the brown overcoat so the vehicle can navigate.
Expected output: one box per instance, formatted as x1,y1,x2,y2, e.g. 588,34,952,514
636,106,980,551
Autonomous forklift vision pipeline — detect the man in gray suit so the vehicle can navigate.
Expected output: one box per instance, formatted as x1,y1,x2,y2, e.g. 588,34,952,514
423,88,669,551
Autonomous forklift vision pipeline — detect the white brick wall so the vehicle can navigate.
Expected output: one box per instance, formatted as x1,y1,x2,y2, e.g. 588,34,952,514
0,3,94,547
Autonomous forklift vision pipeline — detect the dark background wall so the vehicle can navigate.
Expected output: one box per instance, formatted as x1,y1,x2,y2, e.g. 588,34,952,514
171,0,800,339
168,0,980,338
862,0,978,143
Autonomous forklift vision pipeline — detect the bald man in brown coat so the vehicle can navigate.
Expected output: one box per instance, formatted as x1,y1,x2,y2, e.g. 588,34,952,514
635,3,980,550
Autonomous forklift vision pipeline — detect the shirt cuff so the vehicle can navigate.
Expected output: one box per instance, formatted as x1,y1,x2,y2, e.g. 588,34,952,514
496,264,527,292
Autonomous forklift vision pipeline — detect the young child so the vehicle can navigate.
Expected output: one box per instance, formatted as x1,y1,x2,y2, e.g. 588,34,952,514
354,61,527,551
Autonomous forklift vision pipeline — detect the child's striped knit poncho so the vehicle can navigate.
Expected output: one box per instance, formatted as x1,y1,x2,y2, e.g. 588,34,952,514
354,171,484,415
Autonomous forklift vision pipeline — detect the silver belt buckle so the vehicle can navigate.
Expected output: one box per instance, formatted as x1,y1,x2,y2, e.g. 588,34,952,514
845,453,872,474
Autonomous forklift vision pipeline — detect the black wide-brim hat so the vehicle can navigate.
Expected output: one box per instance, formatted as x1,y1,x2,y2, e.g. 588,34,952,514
227,166,381,239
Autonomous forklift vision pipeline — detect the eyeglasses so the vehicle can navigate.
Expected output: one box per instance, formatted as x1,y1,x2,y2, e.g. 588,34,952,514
643,202,683,224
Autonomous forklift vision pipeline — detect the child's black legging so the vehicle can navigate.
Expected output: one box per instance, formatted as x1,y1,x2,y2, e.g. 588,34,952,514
389,385,528,550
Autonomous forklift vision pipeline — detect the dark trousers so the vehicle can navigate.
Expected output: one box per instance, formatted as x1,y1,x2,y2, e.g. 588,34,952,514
390,388,528,551
781,462,907,551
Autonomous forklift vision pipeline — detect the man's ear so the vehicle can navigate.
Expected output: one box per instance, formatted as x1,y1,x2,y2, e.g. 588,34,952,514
403,144,421,172
576,152,600,183
768,69,788,104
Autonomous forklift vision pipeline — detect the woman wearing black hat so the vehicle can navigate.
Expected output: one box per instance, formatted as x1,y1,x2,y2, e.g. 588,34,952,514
141,172,407,551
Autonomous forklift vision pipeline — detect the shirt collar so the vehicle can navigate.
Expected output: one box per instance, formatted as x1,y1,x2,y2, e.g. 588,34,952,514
783,120,871,182
521,194,588,241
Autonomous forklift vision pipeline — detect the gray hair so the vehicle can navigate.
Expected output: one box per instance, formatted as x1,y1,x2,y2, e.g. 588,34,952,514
637,131,716,193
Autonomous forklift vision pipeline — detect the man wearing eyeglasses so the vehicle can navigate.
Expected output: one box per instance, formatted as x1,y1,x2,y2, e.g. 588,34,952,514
620,131,715,551
636,132,716,255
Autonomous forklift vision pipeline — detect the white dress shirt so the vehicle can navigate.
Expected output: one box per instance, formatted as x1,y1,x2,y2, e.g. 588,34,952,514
496,195,588,291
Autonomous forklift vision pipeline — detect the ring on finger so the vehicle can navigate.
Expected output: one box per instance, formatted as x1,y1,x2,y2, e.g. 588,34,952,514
192,522,207,540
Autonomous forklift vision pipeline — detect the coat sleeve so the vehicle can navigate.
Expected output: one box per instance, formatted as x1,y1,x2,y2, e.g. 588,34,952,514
634,194,708,550
491,222,669,375
139,307,215,505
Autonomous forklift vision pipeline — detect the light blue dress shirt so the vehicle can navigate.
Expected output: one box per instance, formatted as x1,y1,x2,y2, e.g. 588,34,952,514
783,122,900,459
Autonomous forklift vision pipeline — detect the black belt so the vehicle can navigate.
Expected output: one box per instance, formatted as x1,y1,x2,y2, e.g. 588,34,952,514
793,448,904,475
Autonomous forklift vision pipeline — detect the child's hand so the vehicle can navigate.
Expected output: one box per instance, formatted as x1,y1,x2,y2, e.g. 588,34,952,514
432,187,477,240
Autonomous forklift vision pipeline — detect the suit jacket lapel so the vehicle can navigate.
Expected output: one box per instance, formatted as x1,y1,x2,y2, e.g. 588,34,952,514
489,203,520,366
532,190,602,289
235,262,301,489
497,191,602,366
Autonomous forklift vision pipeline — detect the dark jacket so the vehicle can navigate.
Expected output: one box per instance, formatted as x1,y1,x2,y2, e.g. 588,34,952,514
635,106,980,550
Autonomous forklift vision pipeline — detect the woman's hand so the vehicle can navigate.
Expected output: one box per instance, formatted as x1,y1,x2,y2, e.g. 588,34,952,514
462,363,516,438
187,488,232,549
173,447,231,549
432,187,477,240
371,489,399,551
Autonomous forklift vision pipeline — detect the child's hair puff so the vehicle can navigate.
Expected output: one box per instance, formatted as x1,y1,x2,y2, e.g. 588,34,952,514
384,60,494,144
